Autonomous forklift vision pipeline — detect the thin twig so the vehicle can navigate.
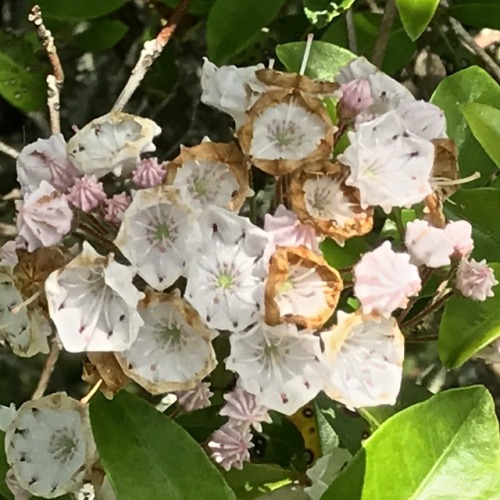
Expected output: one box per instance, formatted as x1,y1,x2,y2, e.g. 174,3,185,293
397,268,433,324
371,0,398,68
113,0,191,112
406,335,438,343
401,291,453,330
346,8,358,54
0,140,20,159
31,339,60,400
29,5,64,135
449,16,500,83
80,379,103,405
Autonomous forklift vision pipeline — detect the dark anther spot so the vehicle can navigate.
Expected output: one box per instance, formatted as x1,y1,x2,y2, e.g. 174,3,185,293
206,315,211,322
232,321,239,329
78,145,85,152
28,477,38,486
302,407,314,418
119,314,126,322
309,427,316,434
212,223,218,233
403,132,409,138
409,151,419,158
14,428,28,436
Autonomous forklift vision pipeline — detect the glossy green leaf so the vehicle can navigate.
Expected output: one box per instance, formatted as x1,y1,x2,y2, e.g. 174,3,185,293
207,0,286,64
321,237,370,269
224,464,296,499
276,41,355,80
461,102,500,169
449,0,500,30
175,404,226,442
75,19,128,51
90,391,235,500
431,67,500,186
322,12,416,74
396,0,440,40
445,188,500,262
439,263,500,369
303,0,357,29
0,431,13,500
323,386,500,499
31,0,129,20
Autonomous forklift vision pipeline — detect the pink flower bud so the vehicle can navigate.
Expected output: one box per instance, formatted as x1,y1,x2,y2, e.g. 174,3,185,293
456,258,497,301
103,192,131,225
132,157,165,188
338,78,373,121
66,175,106,211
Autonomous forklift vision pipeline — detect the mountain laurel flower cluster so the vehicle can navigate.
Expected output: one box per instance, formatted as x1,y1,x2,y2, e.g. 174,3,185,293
2,39,498,496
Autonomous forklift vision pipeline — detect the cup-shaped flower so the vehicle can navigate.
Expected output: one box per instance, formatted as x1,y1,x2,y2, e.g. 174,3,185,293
354,241,421,317
207,423,254,471
67,111,161,178
4,392,97,499
45,242,144,352
238,89,335,176
265,246,343,329
289,161,373,245
66,175,106,211
115,291,217,394
114,186,201,291
339,112,434,213
397,100,447,141
17,134,79,195
16,181,73,252
227,322,326,415
166,142,249,211
456,259,498,301
321,311,404,409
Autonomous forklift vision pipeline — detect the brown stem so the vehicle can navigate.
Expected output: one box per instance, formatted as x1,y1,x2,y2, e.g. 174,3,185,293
29,5,64,134
346,8,358,54
371,0,397,68
113,0,191,111
401,290,453,330
80,379,103,405
406,335,438,343
31,339,60,400
397,268,434,323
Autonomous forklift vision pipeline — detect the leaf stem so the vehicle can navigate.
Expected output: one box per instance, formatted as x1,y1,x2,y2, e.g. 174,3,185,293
371,0,397,68
401,290,454,330
31,338,60,400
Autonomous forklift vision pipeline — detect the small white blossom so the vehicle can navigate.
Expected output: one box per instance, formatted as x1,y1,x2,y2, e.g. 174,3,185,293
339,112,434,213
397,100,447,141
67,111,161,178
45,242,144,352
207,423,254,471
115,292,217,394
5,393,97,499
321,311,405,409
114,186,201,291
227,322,326,415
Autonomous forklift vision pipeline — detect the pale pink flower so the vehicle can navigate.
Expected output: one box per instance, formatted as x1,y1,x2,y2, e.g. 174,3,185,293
444,220,474,258
405,220,454,268
456,258,497,301
264,204,320,253
397,100,447,141
220,387,272,432
103,193,131,225
16,134,79,195
354,241,421,317
66,175,106,211
338,79,373,121
207,423,253,471
16,181,73,252
176,382,213,412
132,157,166,188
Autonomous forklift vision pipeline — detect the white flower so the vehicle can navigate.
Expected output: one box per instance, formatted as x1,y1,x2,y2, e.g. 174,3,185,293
185,207,271,332
336,57,414,121
4,393,97,499
321,311,405,409
16,181,73,252
227,322,326,415
114,186,201,291
339,112,434,213
45,242,144,352
220,387,272,432
176,382,213,412
456,259,498,301
200,58,266,128
207,423,253,471
115,292,217,394
17,134,79,195
397,100,447,141
354,241,421,317
67,111,161,178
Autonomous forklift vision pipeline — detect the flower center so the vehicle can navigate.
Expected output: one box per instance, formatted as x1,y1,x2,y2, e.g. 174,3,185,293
49,430,77,463
268,121,303,148
217,272,234,289
154,222,171,242
157,324,182,344
194,178,208,196
264,343,278,358
278,279,294,294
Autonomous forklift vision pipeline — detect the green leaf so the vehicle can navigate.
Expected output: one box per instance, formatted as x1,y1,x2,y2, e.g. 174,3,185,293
207,0,286,64
461,102,500,169
0,431,13,500
74,19,128,51
438,263,500,369
322,12,416,74
323,386,500,499
157,0,216,15
175,404,227,442
276,41,356,80
431,67,500,186
303,0,357,29
445,188,500,262
224,464,296,499
90,391,235,500
31,0,129,20
321,237,370,269
449,0,500,30
395,0,440,40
